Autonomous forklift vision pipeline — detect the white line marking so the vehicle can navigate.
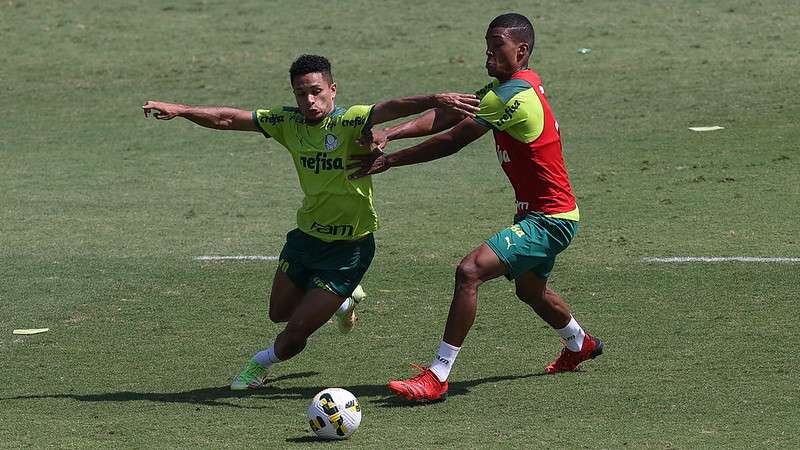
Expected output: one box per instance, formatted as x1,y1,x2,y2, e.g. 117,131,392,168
194,256,278,261
642,256,800,263
689,126,724,132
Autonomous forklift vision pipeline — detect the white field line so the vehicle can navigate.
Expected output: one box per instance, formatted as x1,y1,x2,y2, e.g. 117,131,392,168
642,256,800,263
194,256,278,261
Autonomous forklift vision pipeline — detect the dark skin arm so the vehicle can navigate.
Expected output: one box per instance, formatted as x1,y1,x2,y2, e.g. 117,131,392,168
368,93,478,127
358,108,466,153
349,117,490,179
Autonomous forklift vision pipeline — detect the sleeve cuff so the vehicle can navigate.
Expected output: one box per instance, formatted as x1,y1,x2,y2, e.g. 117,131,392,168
361,105,375,134
252,111,271,139
473,116,496,130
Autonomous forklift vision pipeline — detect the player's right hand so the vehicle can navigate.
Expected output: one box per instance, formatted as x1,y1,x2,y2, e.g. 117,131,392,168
356,128,389,154
433,93,480,117
142,101,183,120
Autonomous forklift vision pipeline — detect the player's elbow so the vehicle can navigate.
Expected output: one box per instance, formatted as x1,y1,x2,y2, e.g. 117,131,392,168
434,108,466,129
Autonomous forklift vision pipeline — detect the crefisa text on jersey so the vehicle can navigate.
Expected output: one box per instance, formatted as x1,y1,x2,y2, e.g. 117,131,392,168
340,116,366,128
299,152,344,174
495,99,521,127
260,114,285,126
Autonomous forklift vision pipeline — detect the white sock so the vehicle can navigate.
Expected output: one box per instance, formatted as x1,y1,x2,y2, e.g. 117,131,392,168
429,341,461,382
555,316,586,352
253,344,282,369
334,297,352,317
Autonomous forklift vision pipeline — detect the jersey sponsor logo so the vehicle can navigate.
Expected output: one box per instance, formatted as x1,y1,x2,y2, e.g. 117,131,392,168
495,99,521,127
341,116,366,128
310,221,355,237
475,82,494,99
324,133,339,151
299,152,344,174
259,113,284,126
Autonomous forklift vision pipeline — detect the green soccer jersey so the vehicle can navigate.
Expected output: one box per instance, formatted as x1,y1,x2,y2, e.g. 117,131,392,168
253,105,377,242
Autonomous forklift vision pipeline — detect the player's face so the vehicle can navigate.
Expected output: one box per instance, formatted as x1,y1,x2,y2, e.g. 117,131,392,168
291,72,336,123
485,28,528,80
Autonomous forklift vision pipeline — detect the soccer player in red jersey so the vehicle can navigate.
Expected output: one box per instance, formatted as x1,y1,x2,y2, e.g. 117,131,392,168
350,13,604,402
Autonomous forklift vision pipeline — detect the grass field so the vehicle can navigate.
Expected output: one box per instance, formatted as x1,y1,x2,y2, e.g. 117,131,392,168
2,0,799,448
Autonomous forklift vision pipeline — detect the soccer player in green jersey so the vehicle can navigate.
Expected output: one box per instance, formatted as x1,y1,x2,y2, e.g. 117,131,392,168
351,14,603,402
142,54,479,390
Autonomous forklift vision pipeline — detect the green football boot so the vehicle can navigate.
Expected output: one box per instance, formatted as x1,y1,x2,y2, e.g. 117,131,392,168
230,357,268,390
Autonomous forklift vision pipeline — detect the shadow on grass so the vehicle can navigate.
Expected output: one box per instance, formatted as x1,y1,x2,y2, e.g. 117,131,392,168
1,371,545,410
285,436,331,444
370,371,547,408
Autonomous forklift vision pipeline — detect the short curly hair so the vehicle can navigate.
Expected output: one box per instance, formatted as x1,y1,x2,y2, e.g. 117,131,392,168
290,54,333,84
488,13,535,55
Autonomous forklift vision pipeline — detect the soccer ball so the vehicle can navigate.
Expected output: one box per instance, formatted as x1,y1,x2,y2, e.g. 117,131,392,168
307,388,362,440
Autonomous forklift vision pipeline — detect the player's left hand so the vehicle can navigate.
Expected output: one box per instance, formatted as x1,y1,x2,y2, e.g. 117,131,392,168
348,153,390,179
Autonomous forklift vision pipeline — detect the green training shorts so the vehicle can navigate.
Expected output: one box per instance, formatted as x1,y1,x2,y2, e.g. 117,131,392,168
277,228,375,298
485,213,578,280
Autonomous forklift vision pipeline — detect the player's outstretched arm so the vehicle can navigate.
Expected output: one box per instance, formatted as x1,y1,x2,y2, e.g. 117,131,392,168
359,108,465,151
358,94,479,153
349,117,489,179
381,108,465,140
142,101,258,132
369,93,479,127
357,108,464,153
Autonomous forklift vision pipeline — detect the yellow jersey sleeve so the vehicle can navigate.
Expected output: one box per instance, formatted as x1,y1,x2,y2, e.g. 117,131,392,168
474,80,544,143
253,107,297,146
340,104,374,138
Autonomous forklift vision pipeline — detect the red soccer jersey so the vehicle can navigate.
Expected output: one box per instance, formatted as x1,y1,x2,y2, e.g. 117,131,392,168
474,69,578,219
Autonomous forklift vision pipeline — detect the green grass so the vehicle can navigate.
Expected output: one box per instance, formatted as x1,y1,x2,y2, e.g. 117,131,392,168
2,0,799,447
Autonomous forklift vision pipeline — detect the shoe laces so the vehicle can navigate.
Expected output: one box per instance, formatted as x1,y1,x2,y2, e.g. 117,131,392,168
242,362,266,379
407,363,439,386
553,343,581,367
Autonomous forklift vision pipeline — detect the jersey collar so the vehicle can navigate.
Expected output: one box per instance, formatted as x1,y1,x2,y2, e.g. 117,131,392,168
305,105,346,126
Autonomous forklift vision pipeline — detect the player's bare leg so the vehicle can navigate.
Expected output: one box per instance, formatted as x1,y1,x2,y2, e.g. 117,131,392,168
268,269,306,323
513,271,570,328
232,287,344,390
389,243,505,401
443,244,507,346
514,271,603,373
274,288,346,360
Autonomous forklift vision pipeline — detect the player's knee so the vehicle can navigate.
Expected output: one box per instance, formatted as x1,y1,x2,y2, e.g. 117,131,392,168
455,259,482,287
268,307,290,323
269,303,291,323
